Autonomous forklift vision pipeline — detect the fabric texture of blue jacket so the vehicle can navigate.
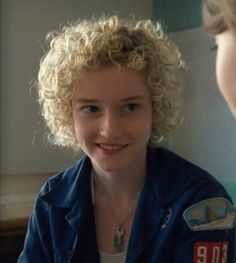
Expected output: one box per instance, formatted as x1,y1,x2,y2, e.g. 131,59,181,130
18,147,235,262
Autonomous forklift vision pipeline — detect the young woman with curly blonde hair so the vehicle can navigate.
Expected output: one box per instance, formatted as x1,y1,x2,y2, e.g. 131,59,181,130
19,16,235,262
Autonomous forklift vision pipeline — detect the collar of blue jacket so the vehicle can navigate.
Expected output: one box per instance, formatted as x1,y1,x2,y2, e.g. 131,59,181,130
40,147,215,208
36,147,227,262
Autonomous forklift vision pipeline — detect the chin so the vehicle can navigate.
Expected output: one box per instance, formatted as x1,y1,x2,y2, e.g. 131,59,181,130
94,160,129,173
98,164,125,173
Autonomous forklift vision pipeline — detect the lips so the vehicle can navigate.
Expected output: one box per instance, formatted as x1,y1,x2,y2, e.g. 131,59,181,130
95,143,127,154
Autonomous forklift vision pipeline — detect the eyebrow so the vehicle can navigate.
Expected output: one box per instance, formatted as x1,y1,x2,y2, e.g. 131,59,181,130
75,98,98,104
120,95,145,102
75,95,145,104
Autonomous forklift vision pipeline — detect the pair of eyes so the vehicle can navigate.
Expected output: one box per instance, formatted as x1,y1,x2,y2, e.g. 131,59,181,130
80,103,140,113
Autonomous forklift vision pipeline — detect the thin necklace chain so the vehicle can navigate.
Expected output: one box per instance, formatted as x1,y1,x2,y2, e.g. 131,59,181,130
92,170,143,252
92,171,143,226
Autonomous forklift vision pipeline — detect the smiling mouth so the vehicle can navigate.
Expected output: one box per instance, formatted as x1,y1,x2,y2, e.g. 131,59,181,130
95,143,128,154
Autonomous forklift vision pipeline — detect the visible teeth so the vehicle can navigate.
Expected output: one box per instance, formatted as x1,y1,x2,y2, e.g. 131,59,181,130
99,144,123,151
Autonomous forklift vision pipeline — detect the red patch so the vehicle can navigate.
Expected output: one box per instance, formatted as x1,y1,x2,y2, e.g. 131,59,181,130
194,242,228,263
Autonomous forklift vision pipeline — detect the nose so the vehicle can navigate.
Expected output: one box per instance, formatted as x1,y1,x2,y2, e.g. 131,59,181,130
99,111,122,140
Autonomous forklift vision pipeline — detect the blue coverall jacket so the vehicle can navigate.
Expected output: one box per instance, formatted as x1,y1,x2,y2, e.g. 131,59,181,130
18,148,235,262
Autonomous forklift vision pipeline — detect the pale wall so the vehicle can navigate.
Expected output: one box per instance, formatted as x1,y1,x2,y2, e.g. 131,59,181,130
170,27,236,183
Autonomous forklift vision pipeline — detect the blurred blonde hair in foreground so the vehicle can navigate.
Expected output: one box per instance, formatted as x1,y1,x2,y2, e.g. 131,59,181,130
203,0,236,35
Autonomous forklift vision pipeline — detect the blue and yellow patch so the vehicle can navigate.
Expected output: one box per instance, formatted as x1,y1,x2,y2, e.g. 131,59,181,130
183,197,236,231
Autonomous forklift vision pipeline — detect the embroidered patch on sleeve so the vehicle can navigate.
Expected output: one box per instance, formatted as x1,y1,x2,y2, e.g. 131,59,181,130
183,197,235,231
194,242,229,263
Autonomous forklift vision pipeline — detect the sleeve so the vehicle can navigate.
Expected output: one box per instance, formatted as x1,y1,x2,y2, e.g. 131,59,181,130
18,190,54,262
174,220,235,262
174,182,235,263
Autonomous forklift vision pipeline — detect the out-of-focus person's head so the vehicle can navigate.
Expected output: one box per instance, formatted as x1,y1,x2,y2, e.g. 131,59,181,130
203,0,236,117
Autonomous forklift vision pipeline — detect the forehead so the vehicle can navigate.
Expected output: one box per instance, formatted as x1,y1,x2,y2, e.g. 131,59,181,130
73,66,149,99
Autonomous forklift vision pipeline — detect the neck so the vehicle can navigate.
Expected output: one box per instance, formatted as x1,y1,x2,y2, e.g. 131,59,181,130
92,159,146,202
91,156,146,253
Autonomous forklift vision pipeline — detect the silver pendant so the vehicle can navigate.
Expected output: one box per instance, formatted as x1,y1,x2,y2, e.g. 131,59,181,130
113,225,125,252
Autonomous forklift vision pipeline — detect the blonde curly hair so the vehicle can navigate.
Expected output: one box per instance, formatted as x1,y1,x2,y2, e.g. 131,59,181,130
38,16,184,151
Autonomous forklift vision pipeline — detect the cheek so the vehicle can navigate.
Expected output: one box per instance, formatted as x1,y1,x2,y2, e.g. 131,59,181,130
73,117,100,146
216,49,236,116
136,113,152,139
216,51,236,96
216,51,229,96
72,117,88,142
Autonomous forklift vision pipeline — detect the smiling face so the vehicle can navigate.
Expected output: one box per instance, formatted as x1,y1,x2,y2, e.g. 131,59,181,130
71,66,152,174
215,29,236,117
